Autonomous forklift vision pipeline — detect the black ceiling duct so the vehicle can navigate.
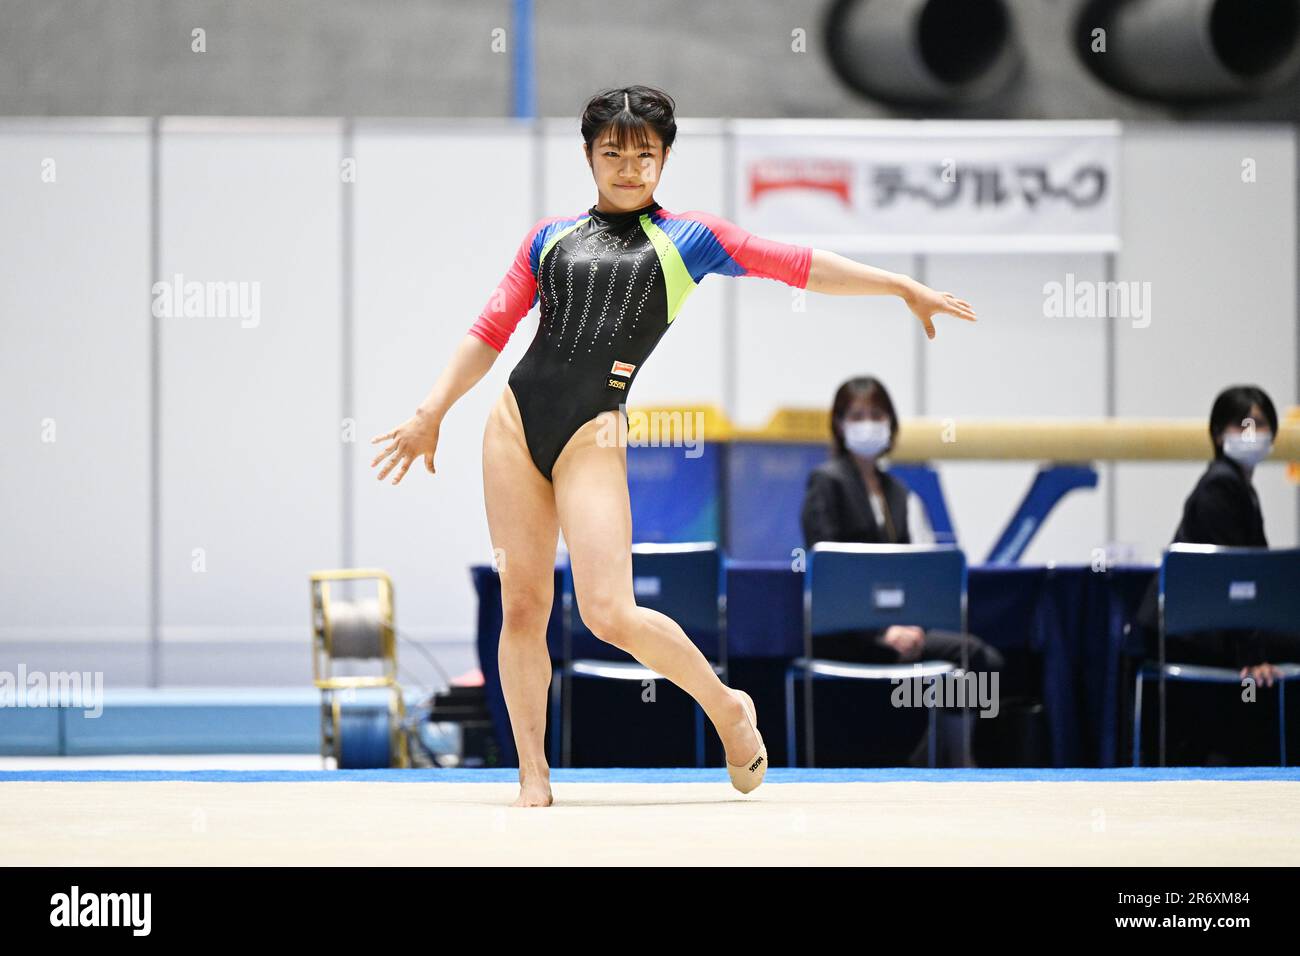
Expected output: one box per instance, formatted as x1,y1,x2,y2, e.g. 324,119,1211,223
824,0,1022,106
1076,0,1300,101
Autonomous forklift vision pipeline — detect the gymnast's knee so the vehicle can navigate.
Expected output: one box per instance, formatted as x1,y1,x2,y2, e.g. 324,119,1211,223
577,596,637,649
500,586,554,636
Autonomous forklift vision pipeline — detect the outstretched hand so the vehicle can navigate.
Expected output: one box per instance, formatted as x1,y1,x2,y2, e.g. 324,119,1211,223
903,280,977,340
370,409,441,485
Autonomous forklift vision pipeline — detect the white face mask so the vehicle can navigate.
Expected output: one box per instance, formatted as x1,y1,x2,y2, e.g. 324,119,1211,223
1222,433,1273,468
843,419,891,459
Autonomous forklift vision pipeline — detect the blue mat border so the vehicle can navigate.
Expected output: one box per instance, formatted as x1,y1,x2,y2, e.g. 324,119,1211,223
1,768,1297,783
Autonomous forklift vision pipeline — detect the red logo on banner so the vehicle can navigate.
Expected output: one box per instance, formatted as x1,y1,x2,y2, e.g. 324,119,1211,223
749,159,853,205
610,360,636,377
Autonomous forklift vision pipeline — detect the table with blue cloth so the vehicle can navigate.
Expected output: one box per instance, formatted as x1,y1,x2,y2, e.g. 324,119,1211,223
469,562,1158,769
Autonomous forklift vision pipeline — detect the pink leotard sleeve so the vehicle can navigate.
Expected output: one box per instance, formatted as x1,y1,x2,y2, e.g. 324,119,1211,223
467,219,547,352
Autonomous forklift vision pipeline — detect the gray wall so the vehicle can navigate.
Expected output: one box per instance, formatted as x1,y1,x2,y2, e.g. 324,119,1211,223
3,0,1299,121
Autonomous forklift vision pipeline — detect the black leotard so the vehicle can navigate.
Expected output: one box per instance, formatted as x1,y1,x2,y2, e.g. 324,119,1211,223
468,199,812,481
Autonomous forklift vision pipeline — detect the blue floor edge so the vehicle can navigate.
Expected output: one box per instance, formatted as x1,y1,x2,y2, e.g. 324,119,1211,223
1,767,1298,783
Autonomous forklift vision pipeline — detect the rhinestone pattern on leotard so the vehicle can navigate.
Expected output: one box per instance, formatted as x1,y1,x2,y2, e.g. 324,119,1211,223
537,209,661,363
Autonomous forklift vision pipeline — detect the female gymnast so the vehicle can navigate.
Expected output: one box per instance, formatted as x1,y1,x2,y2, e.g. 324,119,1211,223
370,86,977,806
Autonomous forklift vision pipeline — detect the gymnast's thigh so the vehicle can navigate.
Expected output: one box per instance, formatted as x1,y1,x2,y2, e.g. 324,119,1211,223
481,386,560,610
550,410,635,619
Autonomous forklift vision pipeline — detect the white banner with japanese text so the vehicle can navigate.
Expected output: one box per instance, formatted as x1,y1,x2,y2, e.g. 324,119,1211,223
731,120,1120,253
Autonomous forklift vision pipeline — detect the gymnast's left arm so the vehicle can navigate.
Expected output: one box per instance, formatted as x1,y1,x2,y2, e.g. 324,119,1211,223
804,249,978,341
689,212,977,339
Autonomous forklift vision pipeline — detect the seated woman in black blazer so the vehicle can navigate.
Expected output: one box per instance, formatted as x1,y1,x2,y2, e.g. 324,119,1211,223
800,375,1003,675
1136,384,1296,686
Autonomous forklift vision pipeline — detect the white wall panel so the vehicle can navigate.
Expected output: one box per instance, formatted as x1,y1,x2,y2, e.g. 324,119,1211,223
0,123,150,641
353,122,534,641
159,123,342,642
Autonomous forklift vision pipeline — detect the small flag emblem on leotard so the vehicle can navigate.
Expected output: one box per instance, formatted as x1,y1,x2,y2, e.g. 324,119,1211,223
610,360,636,377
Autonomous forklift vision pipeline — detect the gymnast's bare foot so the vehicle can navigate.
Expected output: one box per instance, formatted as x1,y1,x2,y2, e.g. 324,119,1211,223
512,770,553,807
719,687,761,768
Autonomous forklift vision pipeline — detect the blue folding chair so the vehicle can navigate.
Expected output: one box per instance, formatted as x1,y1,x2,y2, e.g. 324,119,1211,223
786,543,970,768
1133,544,1300,767
549,542,726,767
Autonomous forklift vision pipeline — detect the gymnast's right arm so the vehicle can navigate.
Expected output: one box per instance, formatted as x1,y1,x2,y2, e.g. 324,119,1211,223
369,222,540,485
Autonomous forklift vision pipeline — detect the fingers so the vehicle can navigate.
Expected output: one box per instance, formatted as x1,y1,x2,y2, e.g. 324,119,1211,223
376,449,408,482
391,454,416,484
366,416,439,483
921,314,936,340
943,293,977,322
370,435,436,484
370,441,399,468
375,439,405,479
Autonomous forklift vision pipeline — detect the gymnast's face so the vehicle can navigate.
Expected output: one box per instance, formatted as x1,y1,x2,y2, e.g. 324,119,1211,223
585,128,669,212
